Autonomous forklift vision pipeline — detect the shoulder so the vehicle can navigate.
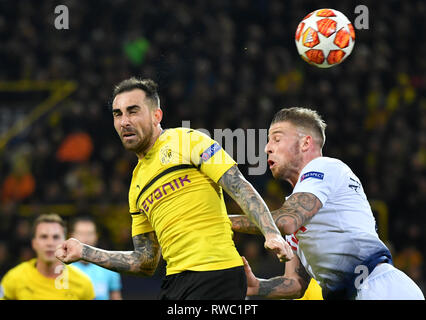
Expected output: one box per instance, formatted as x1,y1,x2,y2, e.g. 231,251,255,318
2,259,33,280
169,127,212,140
159,127,213,150
0,259,34,297
301,157,349,176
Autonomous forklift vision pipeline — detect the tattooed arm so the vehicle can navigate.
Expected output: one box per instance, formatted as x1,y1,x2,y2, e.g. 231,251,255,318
230,192,322,236
243,254,311,299
218,165,293,262
228,214,263,235
55,232,161,277
219,165,281,236
274,192,322,235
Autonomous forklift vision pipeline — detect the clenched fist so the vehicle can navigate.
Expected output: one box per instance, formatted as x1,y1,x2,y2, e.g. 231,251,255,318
55,238,84,264
264,233,294,263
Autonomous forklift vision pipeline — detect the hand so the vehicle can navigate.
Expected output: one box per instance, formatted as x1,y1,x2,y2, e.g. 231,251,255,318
242,256,259,296
264,233,294,263
55,238,84,264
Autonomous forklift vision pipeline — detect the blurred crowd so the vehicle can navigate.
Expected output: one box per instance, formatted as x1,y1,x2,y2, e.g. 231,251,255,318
0,0,425,298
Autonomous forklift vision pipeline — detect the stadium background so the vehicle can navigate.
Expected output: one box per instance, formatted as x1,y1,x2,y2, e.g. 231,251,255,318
0,0,424,299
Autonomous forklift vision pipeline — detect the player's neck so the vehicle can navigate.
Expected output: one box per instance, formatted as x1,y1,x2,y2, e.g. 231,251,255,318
136,125,163,159
289,153,323,187
36,259,63,278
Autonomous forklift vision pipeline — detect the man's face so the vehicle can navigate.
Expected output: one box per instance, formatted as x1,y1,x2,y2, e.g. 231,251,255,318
265,121,304,182
32,222,65,264
112,89,157,154
72,221,97,246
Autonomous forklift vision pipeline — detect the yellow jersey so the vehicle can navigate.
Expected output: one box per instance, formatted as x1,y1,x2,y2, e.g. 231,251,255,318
296,278,323,300
0,258,95,300
129,128,243,275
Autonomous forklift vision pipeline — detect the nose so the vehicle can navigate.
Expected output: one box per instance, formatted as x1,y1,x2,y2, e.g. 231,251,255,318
120,114,131,128
265,141,272,154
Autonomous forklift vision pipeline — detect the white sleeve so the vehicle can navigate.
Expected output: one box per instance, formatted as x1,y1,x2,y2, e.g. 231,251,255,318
292,158,342,206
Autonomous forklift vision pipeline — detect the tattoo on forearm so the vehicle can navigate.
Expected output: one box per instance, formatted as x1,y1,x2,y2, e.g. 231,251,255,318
258,277,297,298
229,215,262,235
274,192,322,234
295,263,311,290
219,165,279,236
82,232,160,276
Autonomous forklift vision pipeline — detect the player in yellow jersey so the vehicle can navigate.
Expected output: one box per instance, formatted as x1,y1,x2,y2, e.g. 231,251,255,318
56,77,293,300
296,278,323,300
0,214,94,300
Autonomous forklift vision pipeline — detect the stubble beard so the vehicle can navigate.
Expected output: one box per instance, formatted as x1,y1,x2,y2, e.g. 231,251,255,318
274,142,303,184
122,123,154,155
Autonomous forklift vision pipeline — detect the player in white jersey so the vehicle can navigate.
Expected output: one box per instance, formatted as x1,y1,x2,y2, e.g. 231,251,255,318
230,107,424,300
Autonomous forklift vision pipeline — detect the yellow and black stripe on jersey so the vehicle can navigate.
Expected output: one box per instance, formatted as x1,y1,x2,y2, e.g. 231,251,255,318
128,128,243,275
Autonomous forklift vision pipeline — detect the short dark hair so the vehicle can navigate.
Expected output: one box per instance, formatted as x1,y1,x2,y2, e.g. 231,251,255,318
271,107,327,148
32,213,67,238
69,216,96,234
112,77,160,109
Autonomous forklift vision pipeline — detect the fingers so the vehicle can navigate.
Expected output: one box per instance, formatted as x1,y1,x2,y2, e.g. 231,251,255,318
55,241,69,263
264,235,294,262
241,256,251,271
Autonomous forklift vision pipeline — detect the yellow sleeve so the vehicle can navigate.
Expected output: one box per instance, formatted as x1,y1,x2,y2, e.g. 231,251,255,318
85,280,96,300
131,213,154,237
0,269,17,300
297,278,323,300
188,129,236,183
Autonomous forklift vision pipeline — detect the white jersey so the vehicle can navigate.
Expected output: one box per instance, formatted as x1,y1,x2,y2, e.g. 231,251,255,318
285,156,390,297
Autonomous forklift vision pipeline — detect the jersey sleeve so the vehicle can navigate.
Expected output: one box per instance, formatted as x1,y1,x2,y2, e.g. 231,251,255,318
187,129,236,183
131,213,154,237
0,269,16,300
85,279,96,300
292,158,342,206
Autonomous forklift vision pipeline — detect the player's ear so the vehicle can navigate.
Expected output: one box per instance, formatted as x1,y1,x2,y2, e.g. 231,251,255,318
301,135,312,151
31,238,37,251
152,108,163,126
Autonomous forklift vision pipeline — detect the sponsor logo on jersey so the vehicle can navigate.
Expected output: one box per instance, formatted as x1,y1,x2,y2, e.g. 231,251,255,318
140,175,191,214
300,171,324,182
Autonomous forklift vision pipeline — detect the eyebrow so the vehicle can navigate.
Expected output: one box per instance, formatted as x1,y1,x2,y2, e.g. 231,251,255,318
112,105,141,113
268,129,285,138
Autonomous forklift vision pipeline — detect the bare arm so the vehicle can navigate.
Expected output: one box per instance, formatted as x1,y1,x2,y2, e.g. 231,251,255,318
228,214,263,235
56,232,161,277
244,254,311,299
274,192,322,235
230,192,322,235
218,165,293,262
218,165,281,237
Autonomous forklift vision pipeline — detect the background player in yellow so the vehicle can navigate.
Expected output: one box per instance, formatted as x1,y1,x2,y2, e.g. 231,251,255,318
0,214,94,300
296,278,323,300
56,77,293,300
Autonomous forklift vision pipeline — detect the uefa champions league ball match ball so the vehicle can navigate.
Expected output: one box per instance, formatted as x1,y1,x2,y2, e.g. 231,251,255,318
295,8,355,68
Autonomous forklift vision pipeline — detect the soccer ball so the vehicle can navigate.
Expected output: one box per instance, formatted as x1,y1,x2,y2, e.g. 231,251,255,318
295,9,355,68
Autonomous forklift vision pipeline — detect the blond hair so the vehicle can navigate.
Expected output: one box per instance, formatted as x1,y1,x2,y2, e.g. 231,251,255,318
271,107,327,148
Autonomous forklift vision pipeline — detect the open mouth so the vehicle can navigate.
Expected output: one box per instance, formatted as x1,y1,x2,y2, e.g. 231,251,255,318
45,250,55,257
268,159,276,168
122,132,136,139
